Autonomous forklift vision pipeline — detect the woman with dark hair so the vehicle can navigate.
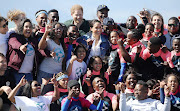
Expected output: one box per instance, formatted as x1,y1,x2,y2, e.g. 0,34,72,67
7,18,47,84
8,75,59,111
38,22,66,84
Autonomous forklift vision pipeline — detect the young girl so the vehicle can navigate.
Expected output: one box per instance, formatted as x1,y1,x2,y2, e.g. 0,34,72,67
8,75,59,111
7,9,26,34
66,45,87,80
77,19,110,64
167,36,180,73
82,56,109,95
141,23,154,47
38,22,66,84
160,74,180,110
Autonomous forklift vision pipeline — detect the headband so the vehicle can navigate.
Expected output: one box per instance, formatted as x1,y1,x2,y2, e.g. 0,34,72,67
35,11,48,18
56,74,68,81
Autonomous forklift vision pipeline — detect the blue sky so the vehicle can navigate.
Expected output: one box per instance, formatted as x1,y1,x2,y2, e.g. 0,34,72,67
1,0,180,27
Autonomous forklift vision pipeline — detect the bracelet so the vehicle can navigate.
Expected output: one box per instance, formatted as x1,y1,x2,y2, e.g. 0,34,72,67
54,85,58,87
115,90,120,94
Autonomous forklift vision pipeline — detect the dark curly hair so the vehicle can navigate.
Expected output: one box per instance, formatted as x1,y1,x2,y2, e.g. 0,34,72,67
17,18,32,36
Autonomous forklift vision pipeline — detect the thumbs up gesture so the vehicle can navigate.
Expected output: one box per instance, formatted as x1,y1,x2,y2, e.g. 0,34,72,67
20,43,28,54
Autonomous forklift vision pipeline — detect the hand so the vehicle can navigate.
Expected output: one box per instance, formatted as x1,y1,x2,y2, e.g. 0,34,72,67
119,82,125,93
86,68,92,78
137,9,150,19
1,86,12,95
50,48,56,58
136,45,142,54
160,80,166,88
85,38,94,46
50,74,58,86
106,67,112,75
20,43,28,54
164,85,170,97
113,82,121,91
45,23,53,33
117,38,124,46
70,55,78,63
96,87,105,100
18,75,27,87
67,88,75,99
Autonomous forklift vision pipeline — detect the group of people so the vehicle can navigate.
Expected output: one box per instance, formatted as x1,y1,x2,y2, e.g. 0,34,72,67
0,4,180,111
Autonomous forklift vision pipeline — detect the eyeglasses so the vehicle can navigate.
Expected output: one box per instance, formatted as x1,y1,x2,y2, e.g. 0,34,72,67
0,21,8,28
168,24,178,27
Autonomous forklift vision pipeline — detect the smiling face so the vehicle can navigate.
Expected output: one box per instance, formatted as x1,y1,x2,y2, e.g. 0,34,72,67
110,31,119,45
91,57,102,72
15,14,26,26
31,81,41,97
125,74,137,89
173,38,180,53
76,47,86,61
71,10,83,24
93,77,105,91
167,75,179,93
97,9,108,22
91,22,102,37
54,23,63,39
152,15,163,30
0,20,8,34
23,22,32,38
126,31,137,45
144,24,154,37
58,78,68,89
70,84,80,97
168,19,179,35
67,26,79,40
36,13,47,27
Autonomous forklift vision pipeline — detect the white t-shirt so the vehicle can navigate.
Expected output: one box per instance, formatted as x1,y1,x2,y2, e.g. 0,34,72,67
0,32,9,56
119,93,171,111
88,35,102,61
19,43,35,73
66,60,87,80
15,96,52,111
39,38,65,74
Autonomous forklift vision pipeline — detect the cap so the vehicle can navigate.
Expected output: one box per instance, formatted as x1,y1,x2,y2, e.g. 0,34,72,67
97,5,109,11
103,17,114,26
68,80,80,88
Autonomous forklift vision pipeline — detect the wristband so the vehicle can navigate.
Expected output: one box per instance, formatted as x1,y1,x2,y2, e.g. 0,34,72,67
116,90,120,94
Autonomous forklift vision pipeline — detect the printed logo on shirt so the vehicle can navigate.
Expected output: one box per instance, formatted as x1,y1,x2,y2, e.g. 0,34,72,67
26,44,34,56
108,51,116,66
69,105,81,111
75,67,83,79
6,81,10,86
36,102,46,111
53,48,65,63
172,56,180,72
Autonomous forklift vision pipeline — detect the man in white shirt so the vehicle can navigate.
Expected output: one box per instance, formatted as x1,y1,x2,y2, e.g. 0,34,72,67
119,80,171,111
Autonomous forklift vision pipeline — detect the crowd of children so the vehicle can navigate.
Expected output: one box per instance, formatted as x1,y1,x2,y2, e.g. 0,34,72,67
0,4,180,111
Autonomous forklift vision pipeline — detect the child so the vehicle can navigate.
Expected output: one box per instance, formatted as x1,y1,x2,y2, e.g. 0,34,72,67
160,74,180,110
0,17,9,56
141,23,154,47
61,80,104,111
167,36,180,73
135,37,170,81
77,19,110,64
64,25,80,61
86,76,118,111
66,45,87,80
82,56,109,95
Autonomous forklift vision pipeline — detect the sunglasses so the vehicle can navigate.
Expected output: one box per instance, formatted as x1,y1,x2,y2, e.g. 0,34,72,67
168,24,178,27
33,83,41,87
1,21,8,28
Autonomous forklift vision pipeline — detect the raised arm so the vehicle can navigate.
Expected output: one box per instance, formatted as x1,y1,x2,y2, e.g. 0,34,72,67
8,76,27,104
38,24,52,50
50,74,59,102
66,55,77,76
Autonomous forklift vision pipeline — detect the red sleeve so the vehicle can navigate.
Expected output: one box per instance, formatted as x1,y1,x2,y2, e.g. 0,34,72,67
8,36,22,50
79,97,92,108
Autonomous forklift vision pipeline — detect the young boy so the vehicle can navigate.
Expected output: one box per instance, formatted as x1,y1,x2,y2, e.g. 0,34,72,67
96,5,109,24
61,80,104,111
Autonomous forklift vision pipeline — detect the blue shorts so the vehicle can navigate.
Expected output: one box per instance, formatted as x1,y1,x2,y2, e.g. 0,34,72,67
37,70,55,84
